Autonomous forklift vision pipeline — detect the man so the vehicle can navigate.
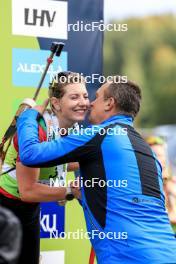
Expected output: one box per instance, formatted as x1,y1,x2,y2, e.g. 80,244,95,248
17,76,176,263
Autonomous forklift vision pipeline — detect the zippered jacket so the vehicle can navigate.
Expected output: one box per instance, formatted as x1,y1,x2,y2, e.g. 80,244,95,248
17,109,176,264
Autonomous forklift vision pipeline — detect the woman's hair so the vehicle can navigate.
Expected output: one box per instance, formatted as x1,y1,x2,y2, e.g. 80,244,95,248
48,71,85,99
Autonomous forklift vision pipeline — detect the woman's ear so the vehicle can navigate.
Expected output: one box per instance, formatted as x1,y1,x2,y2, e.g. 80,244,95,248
50,97,61,112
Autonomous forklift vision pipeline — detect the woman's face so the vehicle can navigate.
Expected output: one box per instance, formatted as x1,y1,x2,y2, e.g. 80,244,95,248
52,83,90,124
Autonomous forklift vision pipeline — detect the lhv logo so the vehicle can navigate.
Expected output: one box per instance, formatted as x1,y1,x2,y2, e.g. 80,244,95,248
24,8,56,27
40,202,65,239
12,0,68,39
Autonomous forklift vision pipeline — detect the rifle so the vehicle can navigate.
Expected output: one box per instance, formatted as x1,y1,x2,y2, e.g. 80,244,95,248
0,42,65,174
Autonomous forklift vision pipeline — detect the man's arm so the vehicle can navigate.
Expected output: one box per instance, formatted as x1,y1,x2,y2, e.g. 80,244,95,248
17,109,94,168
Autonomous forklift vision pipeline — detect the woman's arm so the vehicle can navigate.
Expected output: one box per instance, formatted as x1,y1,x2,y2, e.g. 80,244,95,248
16,162,67,202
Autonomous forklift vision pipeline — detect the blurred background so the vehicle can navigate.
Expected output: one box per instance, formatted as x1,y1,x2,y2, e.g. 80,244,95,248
104,0,176,128
104,0,176,230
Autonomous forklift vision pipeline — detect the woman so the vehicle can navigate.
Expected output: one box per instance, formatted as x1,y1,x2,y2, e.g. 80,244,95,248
0,71,89,264
146,136,176,227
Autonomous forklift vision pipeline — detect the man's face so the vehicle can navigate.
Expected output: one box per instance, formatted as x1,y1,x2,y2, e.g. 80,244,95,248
88,83,109,124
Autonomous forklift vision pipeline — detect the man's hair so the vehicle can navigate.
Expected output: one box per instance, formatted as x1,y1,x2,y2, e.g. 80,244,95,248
48,71,85,99
105,75,142,118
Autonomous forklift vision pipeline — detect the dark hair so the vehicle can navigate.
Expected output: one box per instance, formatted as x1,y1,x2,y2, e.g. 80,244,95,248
105,75,142,118
48,71,85,99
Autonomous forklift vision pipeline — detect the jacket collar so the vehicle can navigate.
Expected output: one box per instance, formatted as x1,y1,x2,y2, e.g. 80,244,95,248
100,115,133,126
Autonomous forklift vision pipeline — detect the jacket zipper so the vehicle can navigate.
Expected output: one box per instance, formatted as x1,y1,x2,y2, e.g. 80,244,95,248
84,205,100,231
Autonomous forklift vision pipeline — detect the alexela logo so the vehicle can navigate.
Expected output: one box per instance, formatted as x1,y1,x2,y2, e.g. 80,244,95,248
12,48,67,88
12,0,68,39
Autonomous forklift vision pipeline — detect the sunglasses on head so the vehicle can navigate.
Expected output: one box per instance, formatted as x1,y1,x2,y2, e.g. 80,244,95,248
51,71,72,87
57,71,72,78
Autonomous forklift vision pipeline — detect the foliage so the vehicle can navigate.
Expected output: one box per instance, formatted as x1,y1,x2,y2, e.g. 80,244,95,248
104,15,176,127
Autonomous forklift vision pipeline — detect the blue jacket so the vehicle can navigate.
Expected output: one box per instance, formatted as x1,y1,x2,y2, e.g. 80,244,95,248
17,109,176,264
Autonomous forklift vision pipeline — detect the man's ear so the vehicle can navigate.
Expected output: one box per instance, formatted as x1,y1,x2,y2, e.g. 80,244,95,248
104,97,116,111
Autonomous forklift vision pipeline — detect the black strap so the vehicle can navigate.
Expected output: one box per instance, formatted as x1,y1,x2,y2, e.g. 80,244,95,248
0,166,16,176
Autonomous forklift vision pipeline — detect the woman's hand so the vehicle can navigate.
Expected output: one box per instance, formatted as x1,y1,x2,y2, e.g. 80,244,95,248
33,99,49,115
70,179,81,200
57,200,67,206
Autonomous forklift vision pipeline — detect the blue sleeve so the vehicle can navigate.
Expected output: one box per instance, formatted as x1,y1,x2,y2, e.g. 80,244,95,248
17,109,95,167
